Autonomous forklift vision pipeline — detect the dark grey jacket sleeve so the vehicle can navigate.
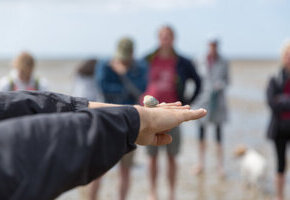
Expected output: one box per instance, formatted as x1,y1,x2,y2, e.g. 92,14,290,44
267,77,290,112
0,106,139,200
186,60,202,105
0,91,89,120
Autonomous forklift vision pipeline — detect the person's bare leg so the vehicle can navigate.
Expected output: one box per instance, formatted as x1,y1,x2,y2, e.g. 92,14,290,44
195,141,206,175
148,155,158,200
194,125,205,175
87,178,102,200
167,155,177,200
216,143,225,177
275,173,285,200
119,163,131,200
216,124,225,177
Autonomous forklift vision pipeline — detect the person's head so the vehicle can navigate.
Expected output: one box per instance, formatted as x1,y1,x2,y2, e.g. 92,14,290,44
208,38,219,57
13,52,35,83
77,59,97,76
158,25,175,50
114,37,134,65
281,40,290,72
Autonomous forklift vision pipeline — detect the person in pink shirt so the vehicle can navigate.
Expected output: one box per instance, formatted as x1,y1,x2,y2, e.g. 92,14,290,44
143,25,201,200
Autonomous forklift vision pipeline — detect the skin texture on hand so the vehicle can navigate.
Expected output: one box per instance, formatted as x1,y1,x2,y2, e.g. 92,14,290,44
134,102,207,146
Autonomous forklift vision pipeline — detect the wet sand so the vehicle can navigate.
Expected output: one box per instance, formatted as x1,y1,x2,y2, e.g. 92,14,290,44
0,59,288,200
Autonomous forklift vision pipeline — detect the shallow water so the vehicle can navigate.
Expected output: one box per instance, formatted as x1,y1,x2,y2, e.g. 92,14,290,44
1,59,288,200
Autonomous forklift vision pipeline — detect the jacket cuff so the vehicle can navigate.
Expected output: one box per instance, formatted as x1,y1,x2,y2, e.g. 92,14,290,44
124,106,140,150
71,97,89,111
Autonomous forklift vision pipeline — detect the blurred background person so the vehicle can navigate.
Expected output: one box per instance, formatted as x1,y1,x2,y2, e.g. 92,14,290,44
0,51,48,91
194,37,230,177
72,59,103,102
71,59,103,200
266,40,290,200
88,37,147,200
143,25,201,200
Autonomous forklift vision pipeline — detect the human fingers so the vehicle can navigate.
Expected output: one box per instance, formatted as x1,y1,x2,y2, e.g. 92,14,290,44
146,107,206,134
156,105,190,110
152,133,172,146
178,108,207,122
156,102,190,109
157,101,182,107
156,129,171,135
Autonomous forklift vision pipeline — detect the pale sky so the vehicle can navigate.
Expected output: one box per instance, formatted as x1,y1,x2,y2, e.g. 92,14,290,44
0,0,289,59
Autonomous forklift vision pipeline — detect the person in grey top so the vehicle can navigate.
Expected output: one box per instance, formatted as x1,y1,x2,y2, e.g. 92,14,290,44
194,37,230,177
72,59,103,102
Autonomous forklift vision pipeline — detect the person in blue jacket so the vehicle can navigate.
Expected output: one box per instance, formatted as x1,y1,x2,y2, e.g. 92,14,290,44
94,37,147,200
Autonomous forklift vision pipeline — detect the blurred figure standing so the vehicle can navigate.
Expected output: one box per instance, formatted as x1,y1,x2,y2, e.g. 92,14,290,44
72,59,103,102
0,52,48,91
266,41,290,200
89,37,147,200
194,38,229,177
144,25,201,200
72,59,103,200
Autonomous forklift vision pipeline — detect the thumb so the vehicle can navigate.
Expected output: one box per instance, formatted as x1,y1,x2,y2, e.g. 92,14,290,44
153,133,173,146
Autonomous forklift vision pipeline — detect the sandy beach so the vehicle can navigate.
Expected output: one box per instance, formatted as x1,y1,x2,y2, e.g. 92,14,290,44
0,58,287,200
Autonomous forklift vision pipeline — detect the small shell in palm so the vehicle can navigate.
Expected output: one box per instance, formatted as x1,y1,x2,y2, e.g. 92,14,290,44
143,95,159,107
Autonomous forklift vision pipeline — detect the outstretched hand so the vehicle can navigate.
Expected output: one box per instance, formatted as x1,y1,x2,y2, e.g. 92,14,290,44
134,102,207,146
89,100,206,146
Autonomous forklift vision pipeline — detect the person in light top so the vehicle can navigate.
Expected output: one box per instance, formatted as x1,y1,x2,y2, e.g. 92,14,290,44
0,51,48,91
194,37,230,177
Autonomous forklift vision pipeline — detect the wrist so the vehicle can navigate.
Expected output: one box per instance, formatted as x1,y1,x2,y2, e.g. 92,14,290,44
88,101,99,108
133,105,152,144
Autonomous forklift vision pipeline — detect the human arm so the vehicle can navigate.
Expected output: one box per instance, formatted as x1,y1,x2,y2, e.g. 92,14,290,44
0,91,89,120
119,61,148,100
267,77,290,112
224,60,230,86
0,106,140,200
0,104,206,200
213,60,230,91
119,75,143,99
187,60,202,104
96,61,124,102
99,60,147,102
0,90,139,120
